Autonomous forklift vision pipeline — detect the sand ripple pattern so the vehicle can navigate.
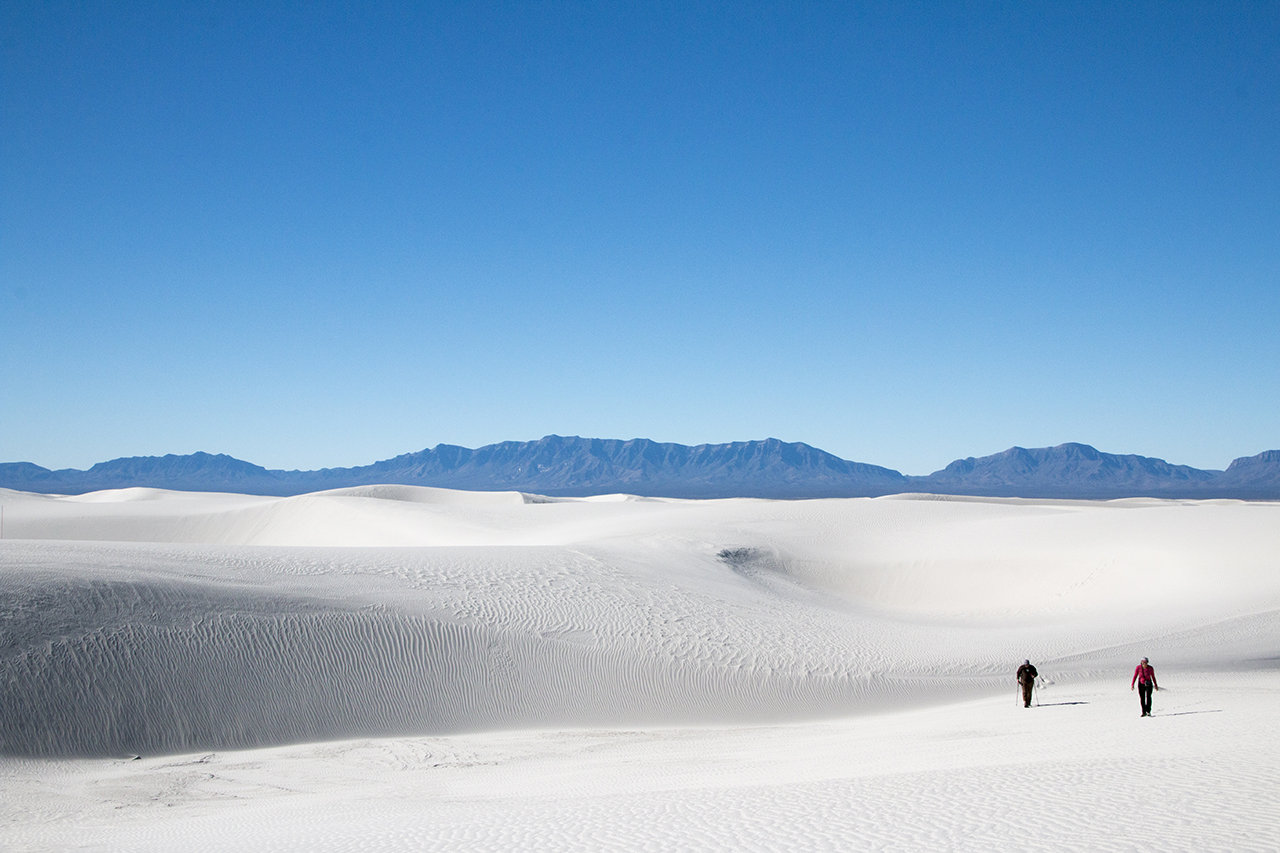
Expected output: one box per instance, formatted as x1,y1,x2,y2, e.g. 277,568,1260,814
0,543,948,757
2,491,1278,758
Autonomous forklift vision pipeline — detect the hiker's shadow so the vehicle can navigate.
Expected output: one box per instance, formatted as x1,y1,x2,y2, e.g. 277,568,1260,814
1037,701,1089,707
1155,709,1223,717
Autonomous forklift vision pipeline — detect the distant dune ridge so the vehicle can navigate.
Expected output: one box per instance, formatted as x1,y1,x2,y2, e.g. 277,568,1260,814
3,435,1279,498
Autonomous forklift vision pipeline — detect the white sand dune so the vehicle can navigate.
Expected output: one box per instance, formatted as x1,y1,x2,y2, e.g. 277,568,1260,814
1,486,1278,850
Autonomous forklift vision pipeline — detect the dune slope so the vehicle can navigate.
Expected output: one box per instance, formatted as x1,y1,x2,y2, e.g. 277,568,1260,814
1,487,1277,758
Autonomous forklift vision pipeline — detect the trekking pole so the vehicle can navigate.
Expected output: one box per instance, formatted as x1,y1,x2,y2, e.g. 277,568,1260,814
1034,678,1040,707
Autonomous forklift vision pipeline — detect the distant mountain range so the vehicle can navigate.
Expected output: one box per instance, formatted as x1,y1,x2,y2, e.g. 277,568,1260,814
2,436,1279,500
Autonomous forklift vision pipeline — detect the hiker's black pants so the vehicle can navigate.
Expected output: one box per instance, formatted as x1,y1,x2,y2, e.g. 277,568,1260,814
1138,682,1153,715
1021,680,1034,707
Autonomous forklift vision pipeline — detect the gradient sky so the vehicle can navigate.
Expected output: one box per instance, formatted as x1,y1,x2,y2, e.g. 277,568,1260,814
3,1,1278,475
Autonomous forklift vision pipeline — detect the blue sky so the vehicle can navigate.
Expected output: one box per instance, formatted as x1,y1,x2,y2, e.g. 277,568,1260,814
3,1,1278,475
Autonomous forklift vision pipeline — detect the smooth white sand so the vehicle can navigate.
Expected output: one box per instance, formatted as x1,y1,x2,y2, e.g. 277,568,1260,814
1,486,1277,851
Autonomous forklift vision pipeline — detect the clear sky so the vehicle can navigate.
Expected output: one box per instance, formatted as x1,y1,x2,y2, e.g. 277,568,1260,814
3,1,1278,475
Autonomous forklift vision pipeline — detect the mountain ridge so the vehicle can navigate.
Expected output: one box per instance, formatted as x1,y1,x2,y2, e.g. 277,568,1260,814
3,437,1278,500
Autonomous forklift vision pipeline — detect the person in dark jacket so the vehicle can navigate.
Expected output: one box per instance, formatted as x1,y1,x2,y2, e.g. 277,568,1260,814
1016,660,1038,708
1131,657,1159,716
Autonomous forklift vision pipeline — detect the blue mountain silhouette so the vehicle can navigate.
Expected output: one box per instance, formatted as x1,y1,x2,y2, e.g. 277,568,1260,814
2,437,1278,499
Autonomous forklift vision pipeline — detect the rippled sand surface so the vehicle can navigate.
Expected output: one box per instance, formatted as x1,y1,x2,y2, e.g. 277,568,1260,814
2,486,1277,850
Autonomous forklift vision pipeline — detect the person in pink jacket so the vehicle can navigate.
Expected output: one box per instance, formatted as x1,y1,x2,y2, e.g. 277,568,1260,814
1131,657,1159,716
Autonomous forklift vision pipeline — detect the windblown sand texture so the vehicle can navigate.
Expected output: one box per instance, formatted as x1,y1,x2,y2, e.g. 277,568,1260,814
2,486,1278,851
